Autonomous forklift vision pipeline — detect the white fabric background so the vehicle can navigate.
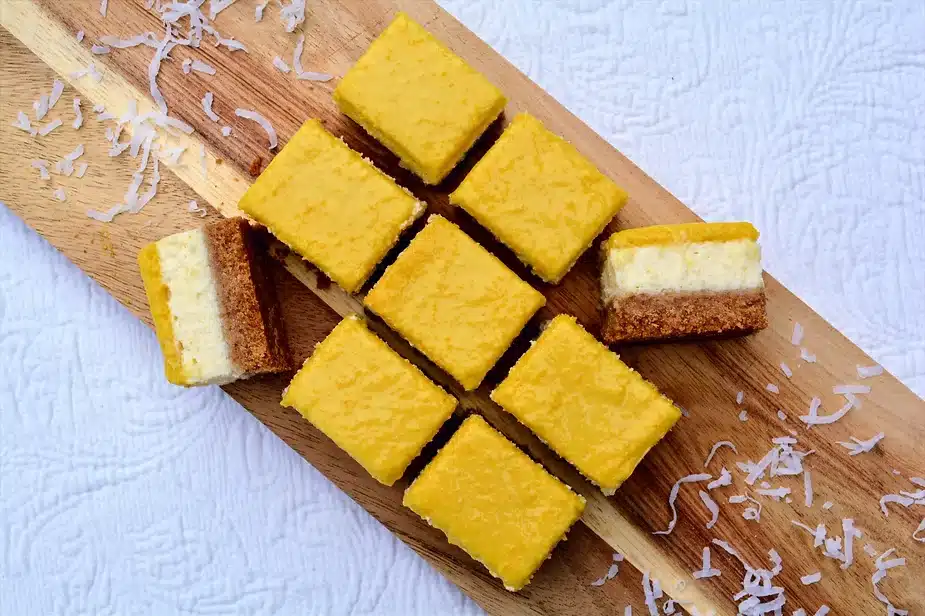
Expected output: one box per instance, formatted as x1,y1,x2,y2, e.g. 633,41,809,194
2,1,923,614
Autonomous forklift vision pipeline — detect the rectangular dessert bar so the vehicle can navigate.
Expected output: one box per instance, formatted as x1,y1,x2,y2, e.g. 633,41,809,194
492,314,681,494
138,218,292,386
334,12,506,185
600,222,768,344
364,215,545,390
238,119,424,294
403,414,585,591
281,316,456,486
450,113,627,283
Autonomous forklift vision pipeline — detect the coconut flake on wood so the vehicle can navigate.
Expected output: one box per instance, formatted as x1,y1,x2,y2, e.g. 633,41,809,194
692,546,721,579
72,97,83,129
273,56,292,73
704,440,737,467
800,348,816,363
293,34,334,82
800,572,821,585
201,92,220,121
12,111,33,133
780,362,793,378
653,473,712,535
857,364,883,379
791,322,804,345
38,119,63,136
699,490,719,529
766,383,779,394
235,108,277,149
707,467,732,491
837,432,884,456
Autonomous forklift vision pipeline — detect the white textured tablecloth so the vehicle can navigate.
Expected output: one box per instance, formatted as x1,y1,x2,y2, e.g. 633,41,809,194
2,1,923,614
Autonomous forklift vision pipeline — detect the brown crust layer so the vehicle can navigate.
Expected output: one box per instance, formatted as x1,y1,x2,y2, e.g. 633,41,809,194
204,218,293,375
601,289,768,344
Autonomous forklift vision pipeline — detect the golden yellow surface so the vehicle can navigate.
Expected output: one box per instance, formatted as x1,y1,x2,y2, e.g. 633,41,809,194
333,12,507,185
137,243,186,385
491,315,681,494
364,216,545,390
238,119,423,293
403,415,585,591
451,113,627,282
281,316,456,486
605,222,759,251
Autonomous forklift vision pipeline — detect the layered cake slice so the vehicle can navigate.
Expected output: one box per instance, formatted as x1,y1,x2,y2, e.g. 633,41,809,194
403,414,585,591
238,119,424,294
601,222,768,344
334,12,506,185
492,314,681,495
364,215,545,391
138,218,292,386
450,113,627,283
281,316,457,486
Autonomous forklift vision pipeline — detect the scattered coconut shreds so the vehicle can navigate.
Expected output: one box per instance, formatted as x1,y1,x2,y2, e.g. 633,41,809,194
209,0,237,19
49,80,65,110
12,111,33,134
756,486,791,501
800,395,856,426
87,204,124,222
864,543,878,557
791,322,804,346
188,199,208,218
93,103,105,113
279,0,306,32
221,125,232,137
235,108,278,149
148,36,173,114
729,494,762,522
823,501,833,510
912,518,925,543
857,364,884,379
780,362,792,378
678,406,690,418
292,34,334,82
191,59,217,75
255,1,269,21
653,473,712,535
76,163,89,178
100,0,108,17
99,33,160,49
182,59,193,75
641,571,662,616
199,143,208,176
699,490,720,529
624,607,632,616
833,384,871,395
872,548,909,615
76,30,85,42
800,347,816,363
707,467,732,491
736,391,744,404
803,469,813,507
54,188,66,202
91,44,112,55
709,539,786,615
793,610,807,616
814,607,830,616
703,440,737,467
201,92,220,122
879,477,925,516
34,95,49,121
766,383,779,394
692,546,721,579
590,555,621,587
38,119,63,136
777,410,787,421
72,97,83,129
273,56,292,73
738,410,748,422
837,432,885,456
800,572,822,585
71,63,104,83
32,160,51,180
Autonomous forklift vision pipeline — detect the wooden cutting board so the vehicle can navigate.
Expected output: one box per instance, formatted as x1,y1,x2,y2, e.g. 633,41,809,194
1,1,922,614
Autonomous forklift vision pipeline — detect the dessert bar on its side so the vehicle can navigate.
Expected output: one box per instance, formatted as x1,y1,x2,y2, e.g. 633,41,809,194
138,217,292,387
601,222,768,344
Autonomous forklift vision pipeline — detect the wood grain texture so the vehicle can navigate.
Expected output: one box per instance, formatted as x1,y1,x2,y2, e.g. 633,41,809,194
2,1,923,614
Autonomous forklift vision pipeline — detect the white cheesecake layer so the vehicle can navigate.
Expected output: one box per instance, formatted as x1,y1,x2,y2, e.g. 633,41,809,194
602,239,763,302
156,230,237,385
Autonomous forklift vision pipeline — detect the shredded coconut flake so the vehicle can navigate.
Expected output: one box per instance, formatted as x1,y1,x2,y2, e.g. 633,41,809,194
780,363,792,378
201,92,220,122
736,391,744,404
837,432,884,456
729,494,762,522
38,119,63,136
12,111,32,133
800,396,855,426
221,125,232,136
803,469,813,507
738,410,748,422
800,348,816,363
53,188,66,202
756,486,791,501
255,1,269,21
32,160,50,180
235,108,277,149
72,97,83,129
191,59,217,75
766,383,779,394
653,473,712,535
91,44,111,55
704,440,737,467
279,0,306,32
833,384,870,395
707,467,732,491
49,80,65,110
823,501,833,510
791,322,804,345
76,30,85,42
273,56,292,73
857,364,883,379
33,95,49,120
100,0,108,16
692,546,721,579
912,518,925,543
76,163,88,178
777,410,787,420
699,490,719,529
800,571,821,585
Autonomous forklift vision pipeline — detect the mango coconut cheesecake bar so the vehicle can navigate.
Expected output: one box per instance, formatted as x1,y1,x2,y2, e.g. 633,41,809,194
138,218,292,386
238,119,424,294
404,414,585,591
600,222,768,344
451,113,628,283
281,315,456,486
492,315,681,495
364,215,546,391
334,12,506,185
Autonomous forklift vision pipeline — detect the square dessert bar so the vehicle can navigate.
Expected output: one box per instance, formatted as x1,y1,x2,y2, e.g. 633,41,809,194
600,222,767,344
138,218,292,387
334,12,506,185
238,119,424,294
492,315,680,494
281,316,456,486
364,215,546,391
404,414,585,591
450,113,627,283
